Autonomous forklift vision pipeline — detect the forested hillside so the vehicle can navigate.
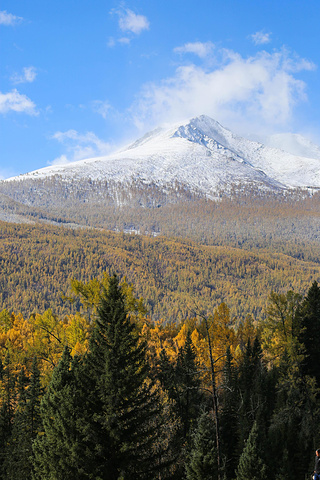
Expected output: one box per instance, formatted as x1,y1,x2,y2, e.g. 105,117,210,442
1,220,319,321
1,274,320,479
1,186,320,261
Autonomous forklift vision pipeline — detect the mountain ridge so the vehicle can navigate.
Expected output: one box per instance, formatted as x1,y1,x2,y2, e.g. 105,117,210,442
4,115,320,194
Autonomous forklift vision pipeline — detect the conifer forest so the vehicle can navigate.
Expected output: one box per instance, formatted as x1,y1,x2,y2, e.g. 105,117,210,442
0,219,320,479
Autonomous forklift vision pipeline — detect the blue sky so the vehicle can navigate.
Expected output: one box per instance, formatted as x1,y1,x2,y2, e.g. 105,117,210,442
1,0,320,178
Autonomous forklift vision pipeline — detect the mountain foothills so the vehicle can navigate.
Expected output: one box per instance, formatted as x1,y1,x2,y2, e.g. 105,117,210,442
1,116,320,478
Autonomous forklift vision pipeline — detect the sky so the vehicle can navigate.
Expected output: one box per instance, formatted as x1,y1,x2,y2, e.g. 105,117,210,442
1,0,320,178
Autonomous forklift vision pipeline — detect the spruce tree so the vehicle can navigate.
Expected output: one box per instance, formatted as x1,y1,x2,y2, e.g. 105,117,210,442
0,353,16,480
236,421,267,480
81,274,164,479
299,281,320,386
185,410,218,480
32,346,84,480
175,330,203,441
220,347,239,479
5,359,42,480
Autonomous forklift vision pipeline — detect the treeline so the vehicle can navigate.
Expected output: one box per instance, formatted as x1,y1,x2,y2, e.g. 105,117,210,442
1,220,320,321
0,274,320,478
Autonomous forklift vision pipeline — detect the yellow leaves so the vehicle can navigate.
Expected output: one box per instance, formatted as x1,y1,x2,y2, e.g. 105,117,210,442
70,277,104,311
0,333,6,348
261,290,303,367
173,323,188,350
64,314,90,355
0,308,91,387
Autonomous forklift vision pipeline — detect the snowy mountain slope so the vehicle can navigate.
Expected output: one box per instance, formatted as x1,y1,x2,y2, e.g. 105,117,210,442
3,115,320,199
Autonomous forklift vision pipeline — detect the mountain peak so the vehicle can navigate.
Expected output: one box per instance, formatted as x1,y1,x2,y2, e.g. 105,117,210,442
3,115,320,194
171,115,231,148
125,115,232,153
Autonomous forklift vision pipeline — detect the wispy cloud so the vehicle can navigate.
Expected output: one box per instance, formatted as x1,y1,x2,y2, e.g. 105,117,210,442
50,130,111,164
174,41,215,59
117,8,149,35
109,7,149,46
92,100,112,119
0,10,23,26
129,47,315,136
0,89,38,115
11,66,37,85
250,31,272,45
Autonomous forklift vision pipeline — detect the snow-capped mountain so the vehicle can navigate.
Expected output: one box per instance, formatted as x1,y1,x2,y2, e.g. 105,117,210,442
4,115,320,198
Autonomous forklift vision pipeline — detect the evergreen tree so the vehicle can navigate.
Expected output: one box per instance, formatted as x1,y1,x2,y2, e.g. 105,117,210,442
6,359,42,480
220,347,239,479
0,353,16,480
157,348,176,401
32,346,84,480
80,274,164,479
236,421,267,480
299,281,320,386
237,337,272,453
185,410,218,480
175,329,203,440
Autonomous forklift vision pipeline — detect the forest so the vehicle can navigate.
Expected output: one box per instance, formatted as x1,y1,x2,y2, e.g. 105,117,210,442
0,271,320,479
1,220,320,321
2,183,320,262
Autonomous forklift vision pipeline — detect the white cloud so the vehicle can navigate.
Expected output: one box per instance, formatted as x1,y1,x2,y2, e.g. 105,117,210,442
129,48,315,136
118,37,131,45
50,130,111,164
251,31,272,45
0,89,38,115
117,8,149,35
0,10,23,26
11,66,37,84
174,41,215,59
92,100,112,119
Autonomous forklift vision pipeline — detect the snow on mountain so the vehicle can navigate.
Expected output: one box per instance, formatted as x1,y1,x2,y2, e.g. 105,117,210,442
4,115,320,197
